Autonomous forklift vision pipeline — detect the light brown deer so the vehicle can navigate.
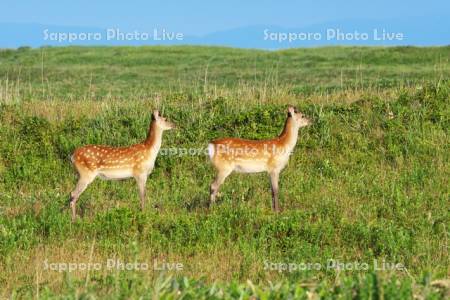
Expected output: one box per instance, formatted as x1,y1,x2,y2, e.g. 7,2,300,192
69,110,176,220
208,106,311,212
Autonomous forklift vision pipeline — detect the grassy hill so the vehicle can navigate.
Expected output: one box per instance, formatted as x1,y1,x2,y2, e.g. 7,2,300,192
0,46,449,299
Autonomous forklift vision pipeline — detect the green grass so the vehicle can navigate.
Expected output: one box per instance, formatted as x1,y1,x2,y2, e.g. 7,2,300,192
1,45,449,102
20,274,444,299
0,46,449,299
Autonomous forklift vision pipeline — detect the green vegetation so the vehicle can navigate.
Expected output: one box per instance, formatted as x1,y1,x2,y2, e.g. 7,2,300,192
0,46,449,299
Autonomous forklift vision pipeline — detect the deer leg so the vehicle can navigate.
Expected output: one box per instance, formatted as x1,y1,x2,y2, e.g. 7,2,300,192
70,174,96,221
210,168,233,206
135,174,148,210
269,171,280,212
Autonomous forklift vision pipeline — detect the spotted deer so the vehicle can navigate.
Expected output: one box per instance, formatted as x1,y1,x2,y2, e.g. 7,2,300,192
69,110,176,220
208,106,311,212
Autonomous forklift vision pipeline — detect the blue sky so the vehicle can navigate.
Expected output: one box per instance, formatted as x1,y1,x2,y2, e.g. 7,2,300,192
2,0,449,35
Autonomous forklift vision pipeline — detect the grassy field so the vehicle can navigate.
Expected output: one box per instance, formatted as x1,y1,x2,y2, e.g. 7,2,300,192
0,46,449,299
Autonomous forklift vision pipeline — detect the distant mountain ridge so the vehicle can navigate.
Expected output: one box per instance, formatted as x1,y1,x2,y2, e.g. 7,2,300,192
0,16,448,49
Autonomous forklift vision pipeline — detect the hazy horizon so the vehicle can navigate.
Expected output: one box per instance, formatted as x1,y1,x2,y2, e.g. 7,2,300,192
1,1,449,48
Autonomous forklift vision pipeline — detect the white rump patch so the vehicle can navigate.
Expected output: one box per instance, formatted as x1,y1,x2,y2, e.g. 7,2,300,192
207,143,215,160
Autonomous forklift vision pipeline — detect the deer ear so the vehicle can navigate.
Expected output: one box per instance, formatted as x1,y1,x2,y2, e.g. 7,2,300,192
287,106,295,117
153,110,159,118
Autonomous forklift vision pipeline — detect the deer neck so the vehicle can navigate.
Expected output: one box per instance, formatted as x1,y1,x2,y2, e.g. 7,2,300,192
278,116,299,150
145,120,164,152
